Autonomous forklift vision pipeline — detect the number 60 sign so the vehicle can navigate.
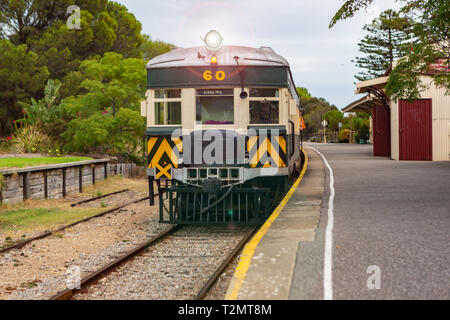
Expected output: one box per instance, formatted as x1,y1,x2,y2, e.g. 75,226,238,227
203,70,226,81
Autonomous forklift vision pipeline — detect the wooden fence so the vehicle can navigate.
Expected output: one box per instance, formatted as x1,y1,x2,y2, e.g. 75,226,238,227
0,160,142,205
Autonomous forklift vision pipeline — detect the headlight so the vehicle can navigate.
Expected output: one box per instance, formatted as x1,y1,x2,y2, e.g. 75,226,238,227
204,30,223,52
178,157,184,165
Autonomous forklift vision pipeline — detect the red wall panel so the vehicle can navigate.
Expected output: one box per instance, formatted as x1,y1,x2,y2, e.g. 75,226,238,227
372,104,391,157
399,99,432,161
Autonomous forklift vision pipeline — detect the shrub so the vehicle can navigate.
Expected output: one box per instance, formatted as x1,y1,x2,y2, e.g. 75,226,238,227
352,116,370,140
62,108,145,164
0,139,11,152
338,129,351,143
17,80,66,138
10,125,55,154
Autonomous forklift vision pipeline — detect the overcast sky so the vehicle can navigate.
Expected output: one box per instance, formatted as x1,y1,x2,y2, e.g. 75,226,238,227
116,0,400,109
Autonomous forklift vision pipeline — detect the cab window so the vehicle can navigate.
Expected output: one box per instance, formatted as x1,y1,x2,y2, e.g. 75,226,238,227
153,89,182,125
249,88,280,124
249,88,279,98
196,89,234,125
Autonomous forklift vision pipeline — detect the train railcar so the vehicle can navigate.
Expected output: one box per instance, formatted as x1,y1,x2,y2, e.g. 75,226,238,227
141,31,303,224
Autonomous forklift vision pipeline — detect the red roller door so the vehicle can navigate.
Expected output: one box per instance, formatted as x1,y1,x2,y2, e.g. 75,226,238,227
372,104,391,157
399,99,432,161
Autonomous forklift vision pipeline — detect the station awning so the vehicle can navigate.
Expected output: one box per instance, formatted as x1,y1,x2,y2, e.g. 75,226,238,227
343,75,391,113
355,76,389,94
343,95,377,113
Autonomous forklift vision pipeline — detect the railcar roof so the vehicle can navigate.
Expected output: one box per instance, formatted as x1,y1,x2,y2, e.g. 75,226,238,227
146,45,301,108
146,46,290,68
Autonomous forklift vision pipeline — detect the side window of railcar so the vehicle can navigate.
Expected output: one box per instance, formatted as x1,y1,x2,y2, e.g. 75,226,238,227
249,88,280,124
196,89,234,125
154,89,182,125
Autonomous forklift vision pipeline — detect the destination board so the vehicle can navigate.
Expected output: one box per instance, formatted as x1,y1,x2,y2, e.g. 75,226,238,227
147,66,288,89
196,89,234,96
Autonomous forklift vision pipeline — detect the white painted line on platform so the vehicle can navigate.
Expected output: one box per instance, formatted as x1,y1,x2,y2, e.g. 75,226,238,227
311,147,335,300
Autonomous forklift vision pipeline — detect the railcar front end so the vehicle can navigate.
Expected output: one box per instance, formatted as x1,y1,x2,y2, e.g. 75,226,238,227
141,34,302,224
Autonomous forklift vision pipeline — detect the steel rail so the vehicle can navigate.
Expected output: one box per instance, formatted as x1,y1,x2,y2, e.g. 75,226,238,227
70,189,130,207
0,196,152,254
194,225,259,300
50,225,179,300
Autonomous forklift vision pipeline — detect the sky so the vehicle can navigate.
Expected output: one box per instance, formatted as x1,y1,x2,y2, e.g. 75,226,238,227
116,0,400,109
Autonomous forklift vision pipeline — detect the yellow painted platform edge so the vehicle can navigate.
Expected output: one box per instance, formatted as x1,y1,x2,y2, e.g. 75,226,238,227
225,149,309,300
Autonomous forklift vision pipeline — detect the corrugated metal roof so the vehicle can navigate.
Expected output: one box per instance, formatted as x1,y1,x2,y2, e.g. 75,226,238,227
146,46,290,69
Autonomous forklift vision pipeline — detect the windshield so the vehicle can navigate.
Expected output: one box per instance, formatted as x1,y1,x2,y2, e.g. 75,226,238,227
196,90,234,125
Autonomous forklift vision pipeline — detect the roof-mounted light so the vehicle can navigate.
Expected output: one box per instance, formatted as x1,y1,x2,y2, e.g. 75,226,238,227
203,30,223,52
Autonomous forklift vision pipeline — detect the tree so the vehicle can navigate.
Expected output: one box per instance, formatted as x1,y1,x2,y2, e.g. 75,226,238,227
61,52,146,161
352,113,370,140
329,0,375,28
0,40,49,136
140,34,176,62
354,9,414,81
385,0,449,100
330,0,449,100
108,2,144,58
297,87,312,100
0,0,110,44
300,96,338,136
324,109,344,131
0,0,73,44
61,52,146,117
62,108,144,160
1,1,143,80
0,0,167,140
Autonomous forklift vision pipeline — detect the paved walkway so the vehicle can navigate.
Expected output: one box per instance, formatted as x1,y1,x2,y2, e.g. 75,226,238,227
0,153,44,158
228,143,450,300
227,146,325,299
290,143,450,299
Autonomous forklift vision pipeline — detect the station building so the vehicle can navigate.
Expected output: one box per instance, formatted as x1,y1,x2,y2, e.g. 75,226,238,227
343,67,449,161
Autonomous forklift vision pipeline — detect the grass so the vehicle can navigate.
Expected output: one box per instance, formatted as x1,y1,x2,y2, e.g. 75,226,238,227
0,157,93,169
81,176,149,195
0,176,148,241
0,207,104,233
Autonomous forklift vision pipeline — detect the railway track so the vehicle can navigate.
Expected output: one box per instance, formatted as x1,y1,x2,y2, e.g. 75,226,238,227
70,189,130,207
0,194,152,254
50,224,258,300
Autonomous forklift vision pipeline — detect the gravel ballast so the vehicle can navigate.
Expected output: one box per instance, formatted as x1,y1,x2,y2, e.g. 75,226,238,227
1,193,166,300
74,226,252,300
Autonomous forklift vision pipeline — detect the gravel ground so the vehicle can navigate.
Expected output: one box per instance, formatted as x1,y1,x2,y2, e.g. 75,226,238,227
204,251,242,300
74,225,252,300
0,195,167,300
0,180,153,245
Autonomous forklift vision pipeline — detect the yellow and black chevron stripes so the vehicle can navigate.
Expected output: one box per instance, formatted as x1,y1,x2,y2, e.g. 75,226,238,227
148,136,183,179
247,135,287,168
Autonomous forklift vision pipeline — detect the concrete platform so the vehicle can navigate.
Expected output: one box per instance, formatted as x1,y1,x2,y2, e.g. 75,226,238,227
226,147,325,300
290,143,450,300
